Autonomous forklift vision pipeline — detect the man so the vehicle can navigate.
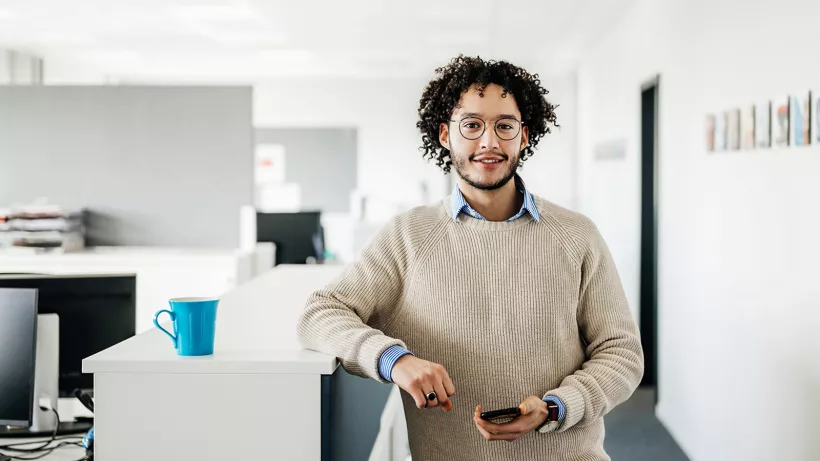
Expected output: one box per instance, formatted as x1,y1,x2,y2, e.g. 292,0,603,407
297,55,643,461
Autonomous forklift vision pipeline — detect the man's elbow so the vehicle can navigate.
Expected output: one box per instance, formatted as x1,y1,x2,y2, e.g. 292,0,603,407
296,299,319,349
629,339,646,387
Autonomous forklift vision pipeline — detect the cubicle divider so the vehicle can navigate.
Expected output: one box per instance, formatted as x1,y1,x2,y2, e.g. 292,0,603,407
322,366,395,461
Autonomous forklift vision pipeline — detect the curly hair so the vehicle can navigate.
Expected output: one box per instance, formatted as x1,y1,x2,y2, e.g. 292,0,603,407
416,55,558,173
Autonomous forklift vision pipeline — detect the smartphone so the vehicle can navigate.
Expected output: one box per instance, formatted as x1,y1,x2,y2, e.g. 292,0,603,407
479,407,521,422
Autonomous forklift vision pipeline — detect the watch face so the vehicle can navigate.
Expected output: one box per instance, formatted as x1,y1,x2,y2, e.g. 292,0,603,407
538,421,557,433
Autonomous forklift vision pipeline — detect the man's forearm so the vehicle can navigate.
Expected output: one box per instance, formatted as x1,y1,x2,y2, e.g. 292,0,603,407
545,335,644,432
298,288,407,382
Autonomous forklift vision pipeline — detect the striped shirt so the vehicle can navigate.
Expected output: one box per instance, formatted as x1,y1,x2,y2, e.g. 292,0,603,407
378,175,565,425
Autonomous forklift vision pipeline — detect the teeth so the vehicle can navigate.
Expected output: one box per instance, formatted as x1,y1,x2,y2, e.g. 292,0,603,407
478,159,501,163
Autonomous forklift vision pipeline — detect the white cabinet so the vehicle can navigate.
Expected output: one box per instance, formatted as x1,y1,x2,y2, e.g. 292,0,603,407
0,245,274,333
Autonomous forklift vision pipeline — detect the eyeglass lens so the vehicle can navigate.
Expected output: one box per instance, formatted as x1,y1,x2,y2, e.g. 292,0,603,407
457,117,521,141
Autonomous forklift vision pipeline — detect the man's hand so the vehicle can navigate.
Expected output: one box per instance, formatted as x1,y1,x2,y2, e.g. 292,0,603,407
391,355,455,411
473,396,548,442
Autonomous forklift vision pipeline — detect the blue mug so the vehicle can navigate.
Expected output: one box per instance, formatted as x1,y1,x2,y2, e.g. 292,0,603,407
153,297,219,356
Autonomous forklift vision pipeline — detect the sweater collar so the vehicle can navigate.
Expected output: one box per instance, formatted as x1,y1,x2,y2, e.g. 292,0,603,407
450,174,541,223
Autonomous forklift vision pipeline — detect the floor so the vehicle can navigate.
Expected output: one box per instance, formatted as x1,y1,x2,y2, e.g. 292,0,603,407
603,387,689,460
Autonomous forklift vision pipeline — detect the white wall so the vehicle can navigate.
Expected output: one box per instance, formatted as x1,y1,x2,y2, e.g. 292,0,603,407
521,70,577,209
577,0,820,460
254,77,444,222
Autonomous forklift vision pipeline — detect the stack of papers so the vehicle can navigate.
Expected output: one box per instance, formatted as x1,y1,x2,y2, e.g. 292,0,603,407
0,202,86,253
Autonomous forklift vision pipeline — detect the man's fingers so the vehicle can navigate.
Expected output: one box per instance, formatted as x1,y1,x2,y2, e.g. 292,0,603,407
473,413,524,441
441,368,456,397
408,386,427,409
474,421,494,439
474,412,524,435
432,381,450,410
519,396,542,415
498,415,537,434
420,381,440,408
395,359,455,410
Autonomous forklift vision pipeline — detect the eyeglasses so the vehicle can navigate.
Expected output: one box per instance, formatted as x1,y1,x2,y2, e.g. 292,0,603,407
449,116,523,141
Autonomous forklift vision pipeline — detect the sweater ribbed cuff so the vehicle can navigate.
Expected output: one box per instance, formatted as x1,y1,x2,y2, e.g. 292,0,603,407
355,334,407,383
543,386,585,431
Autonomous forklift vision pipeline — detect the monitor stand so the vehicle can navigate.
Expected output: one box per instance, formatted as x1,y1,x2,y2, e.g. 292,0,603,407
0,420,92,437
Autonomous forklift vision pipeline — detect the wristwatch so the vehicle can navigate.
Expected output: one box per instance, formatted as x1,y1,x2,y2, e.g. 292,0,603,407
536,401,560,433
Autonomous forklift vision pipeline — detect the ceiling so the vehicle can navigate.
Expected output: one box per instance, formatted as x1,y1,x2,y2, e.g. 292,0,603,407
0,0,636,82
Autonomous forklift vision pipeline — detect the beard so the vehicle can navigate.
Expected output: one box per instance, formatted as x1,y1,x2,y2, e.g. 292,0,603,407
451,149,520,191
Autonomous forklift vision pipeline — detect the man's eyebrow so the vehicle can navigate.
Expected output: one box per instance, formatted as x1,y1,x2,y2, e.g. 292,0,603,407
455,112,519,119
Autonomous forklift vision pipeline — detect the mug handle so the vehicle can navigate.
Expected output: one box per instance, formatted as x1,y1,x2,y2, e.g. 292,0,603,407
153,309,177,348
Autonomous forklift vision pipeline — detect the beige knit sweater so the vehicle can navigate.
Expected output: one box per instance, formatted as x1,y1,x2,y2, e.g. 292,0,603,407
297,195,644,461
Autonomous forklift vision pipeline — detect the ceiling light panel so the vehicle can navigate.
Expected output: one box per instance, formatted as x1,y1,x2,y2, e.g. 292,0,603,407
171,3,287,45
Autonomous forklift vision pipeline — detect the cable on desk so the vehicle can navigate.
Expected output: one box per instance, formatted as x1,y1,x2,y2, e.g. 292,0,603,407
0,440,83,460
0,408,85,460
0,435,81,451
0,408,60,453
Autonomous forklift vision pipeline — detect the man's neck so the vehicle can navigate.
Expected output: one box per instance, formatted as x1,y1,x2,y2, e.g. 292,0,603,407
457,177,523,222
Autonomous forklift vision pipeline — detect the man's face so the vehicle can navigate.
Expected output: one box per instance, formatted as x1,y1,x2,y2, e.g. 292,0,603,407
439,83,529,191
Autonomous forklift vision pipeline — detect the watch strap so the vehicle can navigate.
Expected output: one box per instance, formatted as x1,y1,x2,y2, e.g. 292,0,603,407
536,401,560,432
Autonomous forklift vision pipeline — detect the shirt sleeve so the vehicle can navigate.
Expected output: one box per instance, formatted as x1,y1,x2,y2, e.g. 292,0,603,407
543,395,566,425
378,345,415,382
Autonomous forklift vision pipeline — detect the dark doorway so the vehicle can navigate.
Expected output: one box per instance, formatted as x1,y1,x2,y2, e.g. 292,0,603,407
639,77,660,398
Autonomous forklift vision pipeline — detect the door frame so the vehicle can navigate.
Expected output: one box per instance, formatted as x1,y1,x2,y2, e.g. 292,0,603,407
639,75,660,403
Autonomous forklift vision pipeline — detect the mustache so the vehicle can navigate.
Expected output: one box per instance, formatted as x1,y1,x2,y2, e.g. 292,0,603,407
468,152,508,161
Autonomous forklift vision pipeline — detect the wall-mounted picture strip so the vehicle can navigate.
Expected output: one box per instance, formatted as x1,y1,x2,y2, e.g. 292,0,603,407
706,114,716,152
772,96,790,147
815,91,820,144
755,101,771,148
791,91,811,146
727,109,740,150
714,112,727,151
740,105,755,150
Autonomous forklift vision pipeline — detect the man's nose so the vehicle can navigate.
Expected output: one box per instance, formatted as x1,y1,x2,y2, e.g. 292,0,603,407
480,123,501,151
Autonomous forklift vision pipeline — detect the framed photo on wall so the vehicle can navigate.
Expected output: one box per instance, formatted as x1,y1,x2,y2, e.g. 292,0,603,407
815,92,820,144
706,114,716,151
715,112,727,151
755,101,771,148
727,109,741,150
772,96,790,147
740,105,755,150
791,91,811,146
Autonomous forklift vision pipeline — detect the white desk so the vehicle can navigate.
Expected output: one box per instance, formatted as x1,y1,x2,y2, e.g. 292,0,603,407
83,265,345,461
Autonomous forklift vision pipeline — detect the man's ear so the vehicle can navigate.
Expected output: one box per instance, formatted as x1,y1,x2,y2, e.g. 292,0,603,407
520,125,530,150
439,122,450,150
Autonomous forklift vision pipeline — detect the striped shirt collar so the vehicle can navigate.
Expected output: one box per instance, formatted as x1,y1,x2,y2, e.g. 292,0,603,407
450,174,541,223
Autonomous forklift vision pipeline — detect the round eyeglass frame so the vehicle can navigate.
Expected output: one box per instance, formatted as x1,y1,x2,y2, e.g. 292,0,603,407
449,116,523,141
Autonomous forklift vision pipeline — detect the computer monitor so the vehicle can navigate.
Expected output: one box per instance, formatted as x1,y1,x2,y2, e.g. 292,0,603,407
257,211,325,265
0,288,38,427
0,274,136,397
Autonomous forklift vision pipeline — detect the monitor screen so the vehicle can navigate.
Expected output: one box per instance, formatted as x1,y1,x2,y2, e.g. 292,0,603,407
0,288,38,426
257,211,325,265
0,274,136,397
